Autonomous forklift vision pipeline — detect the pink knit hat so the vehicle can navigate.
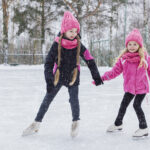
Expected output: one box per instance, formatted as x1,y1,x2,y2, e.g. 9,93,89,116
125,28,143,48
61,11,80,34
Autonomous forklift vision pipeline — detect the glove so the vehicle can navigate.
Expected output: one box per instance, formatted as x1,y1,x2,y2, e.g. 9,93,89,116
93,77,103,86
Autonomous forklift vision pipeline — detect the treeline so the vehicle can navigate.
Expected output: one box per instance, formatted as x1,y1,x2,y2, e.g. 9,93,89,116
0,0,150,65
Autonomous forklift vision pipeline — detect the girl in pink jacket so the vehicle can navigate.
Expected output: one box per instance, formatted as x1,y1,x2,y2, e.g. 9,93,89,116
102,29,149,138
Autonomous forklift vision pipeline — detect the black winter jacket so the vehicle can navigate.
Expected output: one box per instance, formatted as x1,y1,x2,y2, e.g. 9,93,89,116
44,36,103,92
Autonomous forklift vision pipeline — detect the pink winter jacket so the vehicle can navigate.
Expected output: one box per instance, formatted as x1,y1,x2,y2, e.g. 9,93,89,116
102,52,150,95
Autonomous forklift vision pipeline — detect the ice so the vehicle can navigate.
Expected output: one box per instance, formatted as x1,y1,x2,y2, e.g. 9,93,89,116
0,65,150,150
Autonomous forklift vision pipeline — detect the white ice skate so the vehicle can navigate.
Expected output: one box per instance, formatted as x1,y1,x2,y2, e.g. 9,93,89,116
132,128,148,138
106,124,123,132
22,121,40,136
71,121,79,138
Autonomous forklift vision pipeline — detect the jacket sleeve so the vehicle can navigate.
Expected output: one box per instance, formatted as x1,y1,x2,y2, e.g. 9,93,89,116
44,42,58,85
147,55,150,78
80,43,103,85
102,58,123,81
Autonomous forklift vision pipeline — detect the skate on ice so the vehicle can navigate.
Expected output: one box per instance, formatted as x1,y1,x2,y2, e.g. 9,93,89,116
132,128,148,138
22,121,40,136
106,124,123,132
71,121,79,138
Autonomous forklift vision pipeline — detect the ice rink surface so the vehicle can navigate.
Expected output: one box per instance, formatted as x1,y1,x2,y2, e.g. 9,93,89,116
0,65,150,150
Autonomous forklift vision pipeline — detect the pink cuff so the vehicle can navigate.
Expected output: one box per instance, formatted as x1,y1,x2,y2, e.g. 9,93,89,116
83,49,94,60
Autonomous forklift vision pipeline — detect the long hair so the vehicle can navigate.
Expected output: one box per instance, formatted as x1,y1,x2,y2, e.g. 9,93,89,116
114,47,146,67
54,34,80,86
54,34,63,86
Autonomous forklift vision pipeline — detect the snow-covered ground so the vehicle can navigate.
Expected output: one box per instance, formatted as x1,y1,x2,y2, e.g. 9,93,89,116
0,65,150,150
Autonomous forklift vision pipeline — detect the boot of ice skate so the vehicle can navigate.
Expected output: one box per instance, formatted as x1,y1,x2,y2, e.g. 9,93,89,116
132,128,148,137
22,121,40,136
71,121,79,138
106,124,123,132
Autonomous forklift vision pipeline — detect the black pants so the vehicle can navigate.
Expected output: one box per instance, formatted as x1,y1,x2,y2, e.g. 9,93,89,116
35,83,80,122
115,92,147,129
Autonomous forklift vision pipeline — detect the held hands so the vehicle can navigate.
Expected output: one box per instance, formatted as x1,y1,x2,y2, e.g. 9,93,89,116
92,81,96,85
92,77,103,86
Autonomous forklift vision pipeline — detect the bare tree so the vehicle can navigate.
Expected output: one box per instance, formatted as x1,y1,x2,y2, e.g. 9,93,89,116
63,0,101,35
143,0,149,45
2,0,15,63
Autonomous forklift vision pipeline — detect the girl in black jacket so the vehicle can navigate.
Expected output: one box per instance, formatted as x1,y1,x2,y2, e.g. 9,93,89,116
22,11,103,138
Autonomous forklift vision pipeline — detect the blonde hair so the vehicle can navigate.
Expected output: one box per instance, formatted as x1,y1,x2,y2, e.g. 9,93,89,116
54,34,80,86
114,46,146,67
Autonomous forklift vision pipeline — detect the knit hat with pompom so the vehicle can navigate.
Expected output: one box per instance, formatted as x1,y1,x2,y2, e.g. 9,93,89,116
61,11,80,34
125,28,143,47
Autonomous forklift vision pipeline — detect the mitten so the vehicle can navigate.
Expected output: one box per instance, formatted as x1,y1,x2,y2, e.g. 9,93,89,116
94,77,103,86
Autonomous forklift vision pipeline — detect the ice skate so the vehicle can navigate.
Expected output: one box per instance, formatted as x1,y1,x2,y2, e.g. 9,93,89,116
71,121,79,138
132,128,148,138
22,121,40,136
106,124,123,132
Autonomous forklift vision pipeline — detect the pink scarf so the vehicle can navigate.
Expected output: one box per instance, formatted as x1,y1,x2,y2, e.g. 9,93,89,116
122,52,140,63
55,36,78,49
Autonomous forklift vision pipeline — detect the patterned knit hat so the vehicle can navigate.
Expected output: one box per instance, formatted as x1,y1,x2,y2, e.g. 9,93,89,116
61,11,80,34
125,28,143,48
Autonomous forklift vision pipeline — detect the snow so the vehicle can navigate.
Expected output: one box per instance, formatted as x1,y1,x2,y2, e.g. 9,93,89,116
0,65,150,150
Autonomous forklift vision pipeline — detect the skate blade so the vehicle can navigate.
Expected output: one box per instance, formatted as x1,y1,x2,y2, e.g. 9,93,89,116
132,134,148,140
71,134,77,138
22,130,38,137
71,129,79,138
71,131,78,138
107,128,123,133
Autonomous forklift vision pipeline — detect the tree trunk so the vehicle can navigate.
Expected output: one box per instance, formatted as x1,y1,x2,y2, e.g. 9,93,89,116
2,0,9,63
143,0,148,45
109,2,113,66
41,0,45,63
41,0,45,45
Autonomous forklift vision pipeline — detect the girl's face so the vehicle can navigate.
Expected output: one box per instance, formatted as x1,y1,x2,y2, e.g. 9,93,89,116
65,28,77,40
127,41,140,53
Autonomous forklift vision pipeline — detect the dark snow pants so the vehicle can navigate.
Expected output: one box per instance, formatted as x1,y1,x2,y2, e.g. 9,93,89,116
115,92,147,129
35,83,80,122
